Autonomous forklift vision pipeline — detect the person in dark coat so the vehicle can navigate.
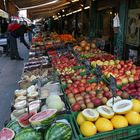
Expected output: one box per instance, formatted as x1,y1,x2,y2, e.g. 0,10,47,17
8,22,30,60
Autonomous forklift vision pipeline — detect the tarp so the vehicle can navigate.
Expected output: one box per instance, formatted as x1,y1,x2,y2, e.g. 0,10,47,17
0,9,9,19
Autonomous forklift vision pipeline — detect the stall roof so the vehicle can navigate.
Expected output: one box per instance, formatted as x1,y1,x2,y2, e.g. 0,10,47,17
11,0,83,19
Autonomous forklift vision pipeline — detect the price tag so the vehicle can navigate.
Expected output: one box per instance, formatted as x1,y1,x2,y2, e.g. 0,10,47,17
109,75,117,104
95,64,102,82
37,78,42,99
84,59,90,74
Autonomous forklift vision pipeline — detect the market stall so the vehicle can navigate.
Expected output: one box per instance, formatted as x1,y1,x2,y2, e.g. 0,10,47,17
1,29,140,140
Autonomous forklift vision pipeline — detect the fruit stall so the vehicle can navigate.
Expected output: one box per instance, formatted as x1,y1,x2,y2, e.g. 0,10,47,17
1,32,140,140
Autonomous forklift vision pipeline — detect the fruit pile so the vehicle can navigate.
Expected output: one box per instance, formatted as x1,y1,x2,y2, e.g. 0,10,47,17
91,59,140,86
121,80,140,99
76,98,140,137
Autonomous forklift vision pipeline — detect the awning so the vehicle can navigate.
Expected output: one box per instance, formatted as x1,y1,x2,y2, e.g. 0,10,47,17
0,9,9,19
11,0,84,19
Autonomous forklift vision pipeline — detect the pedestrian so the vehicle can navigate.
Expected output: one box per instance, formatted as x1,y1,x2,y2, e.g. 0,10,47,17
8,21,31,60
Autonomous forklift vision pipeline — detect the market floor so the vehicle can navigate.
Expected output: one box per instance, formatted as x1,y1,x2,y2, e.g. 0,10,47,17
0,40,29,130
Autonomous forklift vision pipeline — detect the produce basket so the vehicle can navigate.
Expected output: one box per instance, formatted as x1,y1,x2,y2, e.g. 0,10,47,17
72,112,140,140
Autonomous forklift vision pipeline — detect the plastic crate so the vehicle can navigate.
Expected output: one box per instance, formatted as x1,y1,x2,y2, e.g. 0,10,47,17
72,112,140,140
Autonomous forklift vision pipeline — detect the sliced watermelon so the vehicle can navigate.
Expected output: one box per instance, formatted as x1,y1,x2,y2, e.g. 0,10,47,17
18,111,36,128
0,128,15,140
29,109,57,129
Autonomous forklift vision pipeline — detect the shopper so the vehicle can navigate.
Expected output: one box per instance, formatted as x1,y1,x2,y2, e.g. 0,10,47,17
8,21,30,60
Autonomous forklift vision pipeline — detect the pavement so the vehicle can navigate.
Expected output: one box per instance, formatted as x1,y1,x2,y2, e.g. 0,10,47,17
0,39,29,129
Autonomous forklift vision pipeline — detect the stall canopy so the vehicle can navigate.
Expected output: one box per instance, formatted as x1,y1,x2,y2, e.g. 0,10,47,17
0,9,9,18
11,0,87,19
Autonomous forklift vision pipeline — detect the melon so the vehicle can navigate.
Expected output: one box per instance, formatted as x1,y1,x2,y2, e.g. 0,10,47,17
45,122,72,140
106,96,122,107
111,115,128,128
29,109,57,129
14,128,42,140
97,105,114,119
0,128,15,140
18,111,37,127
47,100,64,111
46,95,61,104
95,118,113,132
113,100,133,114
125,111,140,125
6,120,22,134
82,109,99,121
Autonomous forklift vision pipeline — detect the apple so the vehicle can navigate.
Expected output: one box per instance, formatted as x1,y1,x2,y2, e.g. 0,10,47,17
86,86,92,92
79,86,85,92
78,99,85,104
116,90,122,96
97,93,103,99
85,98,91,104
121,92,129,99
84,94,91,99
75,94,83,101
92,98,102,107
125,71,131,76
103,91,111,98
69,98,76,104
103,86,110,92
86,102,94,108
101,97,108,104
131,69,136,75
121,78,128,85
72,102,81,112
67,93,74,98
81,103,86,110
116,79,122,86
73,88,79,94
128,77,134,83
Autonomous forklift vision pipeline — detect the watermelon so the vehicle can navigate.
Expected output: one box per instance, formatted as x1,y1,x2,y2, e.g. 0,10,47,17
0,128,15,140
45,122,72,140
6,120,22,134
18,111,36,128
29,109,57,129
14,128,42,140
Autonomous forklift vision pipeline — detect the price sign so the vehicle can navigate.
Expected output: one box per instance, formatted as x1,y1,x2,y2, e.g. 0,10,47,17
37,78,42,99
109,75,117,104
95,64,102,82
84,59,90,74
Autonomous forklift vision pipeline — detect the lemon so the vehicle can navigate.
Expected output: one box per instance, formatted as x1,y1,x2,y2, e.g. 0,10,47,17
80,121,97,137
76,112,86,125
125,111,140,125
111,115,128,128
95,118,113,132
132,99,140,113
82,109,99,121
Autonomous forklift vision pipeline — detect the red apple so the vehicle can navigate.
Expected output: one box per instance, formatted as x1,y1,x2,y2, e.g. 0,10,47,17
84,94,91,99
72,102,81,112
85,98,91,104
73,88,79,94
92,98,102,107
67,93,74,98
